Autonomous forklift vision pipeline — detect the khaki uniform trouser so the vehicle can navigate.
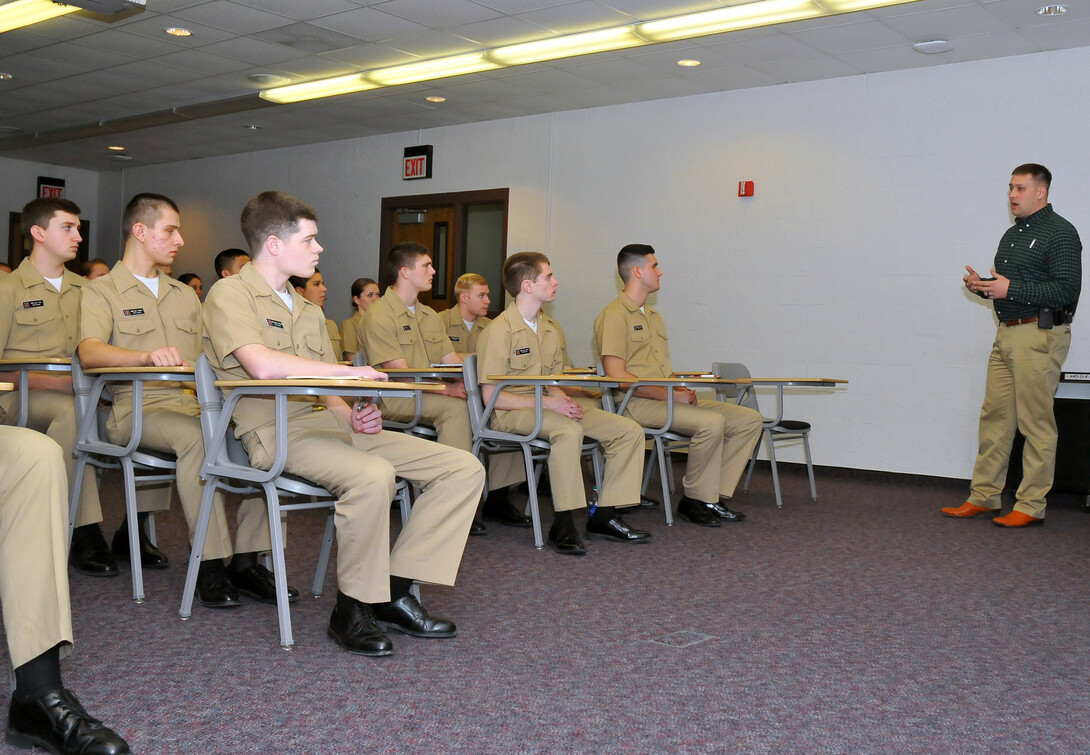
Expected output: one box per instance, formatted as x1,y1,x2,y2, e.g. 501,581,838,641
382,393,524,492
0,427,73,668
107,402,269,560
491,398,644,512
969,323,1070,518
623,397,764,503
242,409,483,604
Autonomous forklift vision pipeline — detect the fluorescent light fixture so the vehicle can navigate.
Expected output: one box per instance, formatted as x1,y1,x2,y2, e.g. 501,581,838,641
259,73,377,104
365,53,499,86
814,0,919,11
490,26,643,66
637,0,823,42
0,0,78,34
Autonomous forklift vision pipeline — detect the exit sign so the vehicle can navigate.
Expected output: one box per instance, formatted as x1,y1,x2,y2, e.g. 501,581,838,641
403,145,433,180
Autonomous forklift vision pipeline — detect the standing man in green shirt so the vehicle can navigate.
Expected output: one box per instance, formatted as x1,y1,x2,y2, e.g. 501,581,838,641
945,164,1082,527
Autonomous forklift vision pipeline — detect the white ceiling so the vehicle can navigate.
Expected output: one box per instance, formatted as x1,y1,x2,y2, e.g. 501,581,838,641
0,0,1086,171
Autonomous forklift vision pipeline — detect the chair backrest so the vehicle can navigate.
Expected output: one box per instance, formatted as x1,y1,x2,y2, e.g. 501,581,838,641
352,348,367,367
71,352,111,447
595,360,619,413
712,361,760,413
461,354,486,436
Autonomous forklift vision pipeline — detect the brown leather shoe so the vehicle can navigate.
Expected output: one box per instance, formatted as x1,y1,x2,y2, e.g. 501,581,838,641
992,510,1044,527
941,502,998,518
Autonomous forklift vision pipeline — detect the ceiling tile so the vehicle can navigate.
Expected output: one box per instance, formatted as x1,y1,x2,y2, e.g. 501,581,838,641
449,15,555,46
683,64,783,89
500,67,600,92
308,8,429,41
595,0,725,18
788,20,911,54
250,22,368,54
112,15,237,44
566,57,660,85
199,36,312,64
518,1,635,33
230,0,363,20
1018,18,1090,49
378,29,484,57
709,32,823,64
152,48,254,76
753,54,862,82
376,0,502,26
880,4,1013,39
78,29,194,58
171,1,295,33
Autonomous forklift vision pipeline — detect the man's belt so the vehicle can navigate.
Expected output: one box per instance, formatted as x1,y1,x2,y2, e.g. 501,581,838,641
1001,316,1038,327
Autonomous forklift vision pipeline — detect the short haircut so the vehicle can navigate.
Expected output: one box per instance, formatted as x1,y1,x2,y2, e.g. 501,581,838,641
21,197,82,242
1012,163,1052,189
351,277,377,298
240,191,317,256
385,241,430,283
121,193,178,241
81,258,108,276
455,273,488,296
501,252,549,297
214,248,249,277
617,243,656,284
177,273,201,286
289,267,320,292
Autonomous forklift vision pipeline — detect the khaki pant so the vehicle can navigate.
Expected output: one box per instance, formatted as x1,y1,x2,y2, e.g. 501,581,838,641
0,427,73,668
242,409,483,604
969,323,1070,518
108,401,269,560
491,398,644,512
384,393,524,492
623,397,763,503
0,389,102,527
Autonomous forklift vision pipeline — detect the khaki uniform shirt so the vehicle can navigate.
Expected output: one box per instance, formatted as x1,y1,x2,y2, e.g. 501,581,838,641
0,258,83,359
440,306,490,354
325,318,342,361
593,291,673,377
79,262,202,418
340,309,365,359
202,262,334,437
477,302,568,397
360,288,453,367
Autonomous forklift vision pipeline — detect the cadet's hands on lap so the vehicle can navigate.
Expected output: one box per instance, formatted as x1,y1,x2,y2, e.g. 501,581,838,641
545,394,583,419
351,399,383,434
443,380,467,399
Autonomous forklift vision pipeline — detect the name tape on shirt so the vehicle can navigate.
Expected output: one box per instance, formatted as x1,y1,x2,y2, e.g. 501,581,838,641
402,325,412,331
449,336,460,342
21,300,44,309
514,347,531,356
122,308,145,317
266,318,284,329
633,324,644,331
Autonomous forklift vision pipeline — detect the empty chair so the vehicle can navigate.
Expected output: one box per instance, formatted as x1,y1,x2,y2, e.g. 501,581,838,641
712,361,816,508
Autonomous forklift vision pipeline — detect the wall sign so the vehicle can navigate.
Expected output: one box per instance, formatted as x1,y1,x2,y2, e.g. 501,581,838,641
37,176,65,199
403,145,433,180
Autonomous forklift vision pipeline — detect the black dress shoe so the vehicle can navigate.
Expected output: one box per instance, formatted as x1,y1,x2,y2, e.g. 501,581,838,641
586,513,651,543
374,594,457,638
6,688,130,755
227,563,300,604
547,520,587,556
69,527,119,578
469,519,488,536
707,501,745,522
677,497,722,528
111,524,169,570
638,495,659,509
195,561,241,609
328,596,393,656
482,501,533,528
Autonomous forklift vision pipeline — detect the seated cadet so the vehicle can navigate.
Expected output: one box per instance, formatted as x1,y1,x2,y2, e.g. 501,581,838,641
0,197,168,578
1,426,129,755
213,248,249,279
477,252,650,555
177,272,203,300
340,277,379,362
359,243,527,532
79,193,288,608
289,268,342,359
594,244,763,527
202,190,483,657
442,273,492,355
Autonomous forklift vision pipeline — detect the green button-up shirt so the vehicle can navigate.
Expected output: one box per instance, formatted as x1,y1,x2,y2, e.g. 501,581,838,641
993,203,1082,321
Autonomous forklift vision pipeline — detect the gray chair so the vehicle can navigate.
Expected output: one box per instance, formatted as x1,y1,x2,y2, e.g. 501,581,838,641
179,354,414,649
463,355,603,549
595,361,689,525
711,361,816,508
69,354,176,602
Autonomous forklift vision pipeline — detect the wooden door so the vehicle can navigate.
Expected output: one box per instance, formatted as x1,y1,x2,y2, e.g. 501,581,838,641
388,206,455,310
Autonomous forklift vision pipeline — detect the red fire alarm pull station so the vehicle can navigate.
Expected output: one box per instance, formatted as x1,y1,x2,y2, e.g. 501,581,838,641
738,180,754,197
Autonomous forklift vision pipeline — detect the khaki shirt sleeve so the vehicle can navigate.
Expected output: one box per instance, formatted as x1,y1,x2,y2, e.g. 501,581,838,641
0,276,17,353
475,316,510,386
326,319,342,360
594,303,630,362
78,281,117,346
202,279,266,370
340,314,360,357
360,301,408,366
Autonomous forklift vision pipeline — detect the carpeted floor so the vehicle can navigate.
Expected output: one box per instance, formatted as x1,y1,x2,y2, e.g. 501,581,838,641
2,460,1088,754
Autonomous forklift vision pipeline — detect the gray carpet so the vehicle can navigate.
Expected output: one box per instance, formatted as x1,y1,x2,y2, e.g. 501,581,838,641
2,461,1088,754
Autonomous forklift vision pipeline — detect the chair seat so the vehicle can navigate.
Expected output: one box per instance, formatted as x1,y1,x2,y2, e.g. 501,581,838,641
770,419,811,433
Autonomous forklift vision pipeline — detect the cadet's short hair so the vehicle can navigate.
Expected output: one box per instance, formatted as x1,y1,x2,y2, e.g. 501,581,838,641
177,273,201,286
122,193,178,241
501,252,549,297
455,273,488,297
214,248,249,277
384,242,430,284
1012,163,1051,189
21,197,82,242
240,191,317,256
617,243,656,284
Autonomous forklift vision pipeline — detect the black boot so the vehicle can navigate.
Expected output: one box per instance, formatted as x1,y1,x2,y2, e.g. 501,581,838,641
69,525,119,578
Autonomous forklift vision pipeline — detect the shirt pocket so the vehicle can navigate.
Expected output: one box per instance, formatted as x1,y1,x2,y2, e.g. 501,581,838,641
509,351,534,372
423,331,446,359
116,317,156,340
174,316,200,335
396,326,417,347
305,333,327,359
14,306,57,328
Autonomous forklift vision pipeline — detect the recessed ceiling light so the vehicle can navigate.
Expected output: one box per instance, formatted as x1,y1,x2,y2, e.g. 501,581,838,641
1036,4,1067,14
244,124,262,130
425,96,446,103
677,59,701,67
0,72,12,80
164,27,192,37
911,39,953,54
108,145,125,151
248,73,291,86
